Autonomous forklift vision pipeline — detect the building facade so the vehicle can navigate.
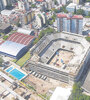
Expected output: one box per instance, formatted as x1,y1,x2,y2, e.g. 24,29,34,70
18,0,30,11
0,0,5,11
57,13,83,34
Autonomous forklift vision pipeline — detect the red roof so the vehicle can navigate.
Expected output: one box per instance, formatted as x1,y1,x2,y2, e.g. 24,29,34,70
57,13,83,19
57,14,67,18
46,13,49,15
7,32,35,46
36,0,44,2
72,15,83,19
0,41,4,45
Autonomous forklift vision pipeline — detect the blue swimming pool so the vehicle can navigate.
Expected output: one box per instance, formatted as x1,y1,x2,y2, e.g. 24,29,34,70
9,69,25,80
6,67,13,72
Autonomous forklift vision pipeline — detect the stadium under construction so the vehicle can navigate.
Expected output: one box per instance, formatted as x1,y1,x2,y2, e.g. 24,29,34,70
25,32,90,85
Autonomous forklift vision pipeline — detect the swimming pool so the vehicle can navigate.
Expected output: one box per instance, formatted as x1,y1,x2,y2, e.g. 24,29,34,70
9,69,25,80
6,67,26,80
6,67,13,72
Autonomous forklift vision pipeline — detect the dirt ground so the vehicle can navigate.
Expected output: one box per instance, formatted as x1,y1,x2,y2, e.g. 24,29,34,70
0,76,43,100
49,50,73,68
24,74,69,94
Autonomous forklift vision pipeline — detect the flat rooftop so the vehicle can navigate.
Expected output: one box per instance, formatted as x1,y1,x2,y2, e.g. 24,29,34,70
0,23,10,30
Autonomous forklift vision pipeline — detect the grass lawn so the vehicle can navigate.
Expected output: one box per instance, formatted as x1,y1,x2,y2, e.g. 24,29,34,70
85,36,90,42
16,52,31,66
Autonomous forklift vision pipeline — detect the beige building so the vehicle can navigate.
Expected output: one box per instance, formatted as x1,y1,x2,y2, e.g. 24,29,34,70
73,0,83,4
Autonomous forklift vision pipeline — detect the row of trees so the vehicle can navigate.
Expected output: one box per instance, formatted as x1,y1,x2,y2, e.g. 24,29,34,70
74,8,90,17
69,82,90,100
46,14,56,25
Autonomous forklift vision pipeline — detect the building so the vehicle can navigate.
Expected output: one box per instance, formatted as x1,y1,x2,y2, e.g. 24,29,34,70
0,32,35,59
66,3,77,13
73,0,83,4
28,0,35,3
50,87,72,100
17,28,35,36
36,14,43,28
25,32,90,85
20,11,35,25
0,0,5,11
57,13,83,34
35,12,46,28
66,3,90,16
0,41,28,59
3,0,12,6
46,0,55,10
0,0,13,11
81,3,90,16
0,23,12,34
18,0,30,11
57,0,68,5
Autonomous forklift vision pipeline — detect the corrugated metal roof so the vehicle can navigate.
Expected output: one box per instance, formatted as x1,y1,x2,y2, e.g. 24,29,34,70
0,41,26,57
17,28,33,35
7,32,35,45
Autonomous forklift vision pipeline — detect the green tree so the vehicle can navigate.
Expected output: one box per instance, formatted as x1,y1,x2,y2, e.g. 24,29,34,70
3,35,9,40
54,0,58,5
74,7,77,14
0,57,4,66
33,27,55,44
76,9,85,16
31,4,37,8
86,0,90,2
60,6,68,13
88,12,90,16
85,37,90,42
53,9,60,13
68,82,90,100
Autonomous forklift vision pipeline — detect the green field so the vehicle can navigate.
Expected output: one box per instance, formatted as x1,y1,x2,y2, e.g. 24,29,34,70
16,52,31,66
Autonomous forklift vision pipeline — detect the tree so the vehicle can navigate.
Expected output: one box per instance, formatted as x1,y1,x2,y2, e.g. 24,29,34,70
74,7,77,14
54,0,58,5
86,0,90,2
33,27,55,44
0,57,4,66
3,35,9,40
88,12,90,16
85,37,90,42
60,6,68,13
53,8,60,13
76,9,85,16
31,4,37,8
68,82,90,100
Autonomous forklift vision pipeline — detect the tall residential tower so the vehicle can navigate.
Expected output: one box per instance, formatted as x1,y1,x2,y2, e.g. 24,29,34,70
0,0,5,11
57,13,83,34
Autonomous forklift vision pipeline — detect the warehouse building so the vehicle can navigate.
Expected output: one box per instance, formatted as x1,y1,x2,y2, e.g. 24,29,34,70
0,32,35,59
0,41,28,59
17,28,35,36
0,23,12,34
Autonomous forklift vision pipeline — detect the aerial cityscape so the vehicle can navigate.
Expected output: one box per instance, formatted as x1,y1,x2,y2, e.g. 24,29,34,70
0,0,90,100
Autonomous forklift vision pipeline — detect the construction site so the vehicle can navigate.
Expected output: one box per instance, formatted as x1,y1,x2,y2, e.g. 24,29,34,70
25,32,90,84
